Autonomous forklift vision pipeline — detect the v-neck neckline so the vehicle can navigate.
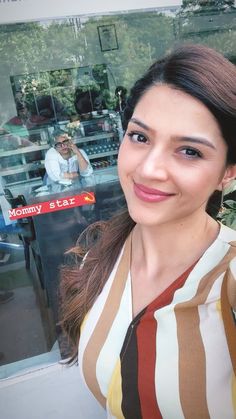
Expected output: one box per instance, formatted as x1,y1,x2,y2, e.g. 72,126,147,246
126,223,226,322
128,259,198,323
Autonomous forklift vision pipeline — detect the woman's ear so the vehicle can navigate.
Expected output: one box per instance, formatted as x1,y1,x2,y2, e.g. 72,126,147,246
220,165,236,190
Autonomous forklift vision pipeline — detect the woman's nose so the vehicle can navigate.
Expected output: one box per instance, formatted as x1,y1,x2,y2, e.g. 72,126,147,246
137,149,169,181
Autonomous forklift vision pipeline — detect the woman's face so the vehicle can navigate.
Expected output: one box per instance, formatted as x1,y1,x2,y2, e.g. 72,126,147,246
118,84,233,227
54,134,70,157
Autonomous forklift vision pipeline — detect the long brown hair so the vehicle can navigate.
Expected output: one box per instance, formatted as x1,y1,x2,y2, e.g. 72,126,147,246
60,209,135,361
60,44,236,361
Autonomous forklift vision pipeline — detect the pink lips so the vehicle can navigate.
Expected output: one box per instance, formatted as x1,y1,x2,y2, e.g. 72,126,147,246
133,182,175,203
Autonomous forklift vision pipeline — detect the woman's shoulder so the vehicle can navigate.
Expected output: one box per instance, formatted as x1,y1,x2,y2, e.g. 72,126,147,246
45,147,58,158
218,223,236,247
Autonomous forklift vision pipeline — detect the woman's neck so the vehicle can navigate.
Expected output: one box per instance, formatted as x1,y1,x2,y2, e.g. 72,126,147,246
131,212,220,278
61,150,71,160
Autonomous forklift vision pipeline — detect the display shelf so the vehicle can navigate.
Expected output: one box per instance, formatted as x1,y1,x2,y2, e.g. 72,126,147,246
0,144,49,158
94,165,118,181
74,132,114,144
88,150,118,160
7,177,43,190
0,163,45,176
6,177,42,188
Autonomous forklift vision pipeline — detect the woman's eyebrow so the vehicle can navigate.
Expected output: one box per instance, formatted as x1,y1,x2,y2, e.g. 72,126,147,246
130,117,151,130
176,136,216,150
129,118,216,150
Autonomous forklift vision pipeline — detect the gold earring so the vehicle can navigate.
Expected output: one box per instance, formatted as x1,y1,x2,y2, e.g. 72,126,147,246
219,188,225,213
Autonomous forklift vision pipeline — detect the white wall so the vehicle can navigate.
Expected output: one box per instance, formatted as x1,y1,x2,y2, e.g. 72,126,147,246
0,0,182,24
0,362,106,419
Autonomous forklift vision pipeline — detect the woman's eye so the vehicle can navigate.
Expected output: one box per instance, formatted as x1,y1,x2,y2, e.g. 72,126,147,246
179,147,203,159
127,132,148,143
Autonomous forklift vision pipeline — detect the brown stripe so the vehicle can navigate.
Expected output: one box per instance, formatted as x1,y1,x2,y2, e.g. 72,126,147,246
221,268,236,376
227,262,236,310
82,234,132,407
228,241,236,309
175,245,236,419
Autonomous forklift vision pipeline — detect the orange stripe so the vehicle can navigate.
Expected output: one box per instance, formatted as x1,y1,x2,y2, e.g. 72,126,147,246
82,234,132,407
137,266,193,419
175,245,236,418
137,311,162,419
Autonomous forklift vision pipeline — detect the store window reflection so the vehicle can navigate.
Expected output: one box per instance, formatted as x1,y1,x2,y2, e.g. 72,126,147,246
0,67,125,377
0,177,57,371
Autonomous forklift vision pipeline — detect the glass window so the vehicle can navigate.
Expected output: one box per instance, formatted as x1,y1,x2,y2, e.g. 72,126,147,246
0,2,235,378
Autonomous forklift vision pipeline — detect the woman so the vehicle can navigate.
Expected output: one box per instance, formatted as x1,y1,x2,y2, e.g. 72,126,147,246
45,127,93,185
61,44,236,418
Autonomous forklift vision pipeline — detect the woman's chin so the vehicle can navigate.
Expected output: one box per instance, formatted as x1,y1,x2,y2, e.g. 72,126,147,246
127,206,165,227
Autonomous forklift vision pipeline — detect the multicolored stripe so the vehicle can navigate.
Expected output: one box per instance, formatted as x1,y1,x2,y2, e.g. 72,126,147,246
79,224,236,418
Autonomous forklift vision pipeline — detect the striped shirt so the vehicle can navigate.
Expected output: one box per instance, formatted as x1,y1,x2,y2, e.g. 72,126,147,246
79,223,236,418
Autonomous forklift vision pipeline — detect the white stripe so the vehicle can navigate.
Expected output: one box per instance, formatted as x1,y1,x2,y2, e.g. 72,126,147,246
172,239,230,306
153,228,230,343
198,274,235,419
154,231,231,419
78,245,125,380
229,257,236,277
154,308,184,419
96,275,132,397
218,223,236,243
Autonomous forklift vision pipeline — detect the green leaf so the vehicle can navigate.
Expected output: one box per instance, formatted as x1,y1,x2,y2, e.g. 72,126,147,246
223,212,236,227
224,200,236,210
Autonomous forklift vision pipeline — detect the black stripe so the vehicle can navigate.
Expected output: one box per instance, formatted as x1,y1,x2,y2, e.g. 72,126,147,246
120,310,145,419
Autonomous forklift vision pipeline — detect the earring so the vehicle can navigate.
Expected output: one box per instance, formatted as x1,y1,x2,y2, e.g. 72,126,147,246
219,188,225,214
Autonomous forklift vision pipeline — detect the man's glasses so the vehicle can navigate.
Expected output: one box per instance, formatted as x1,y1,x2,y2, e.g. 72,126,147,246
54,139,70,149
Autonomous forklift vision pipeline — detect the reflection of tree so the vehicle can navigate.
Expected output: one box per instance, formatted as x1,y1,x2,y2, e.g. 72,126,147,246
0,14,173,89
0,7,235,121
183,0,234,8
177,1,236,62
